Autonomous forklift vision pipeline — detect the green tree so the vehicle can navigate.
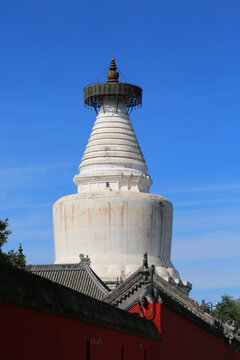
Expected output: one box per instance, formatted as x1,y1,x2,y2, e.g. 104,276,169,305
212,295,240,331
0,218,26,269
0,218,11,248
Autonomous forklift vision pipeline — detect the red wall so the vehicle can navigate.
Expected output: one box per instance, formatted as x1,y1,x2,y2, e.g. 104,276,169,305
1,299,239,360
129,302,240,360
0,300,160,360
129,302,162,333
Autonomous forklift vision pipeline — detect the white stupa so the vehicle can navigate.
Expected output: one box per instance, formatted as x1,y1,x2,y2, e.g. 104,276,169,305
53,59,191,293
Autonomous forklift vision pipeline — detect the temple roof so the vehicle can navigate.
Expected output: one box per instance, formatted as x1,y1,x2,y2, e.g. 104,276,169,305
103,263,240,346
29,261,110,300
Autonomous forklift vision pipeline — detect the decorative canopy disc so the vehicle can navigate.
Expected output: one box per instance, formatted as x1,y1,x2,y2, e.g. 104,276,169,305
84,58,142,112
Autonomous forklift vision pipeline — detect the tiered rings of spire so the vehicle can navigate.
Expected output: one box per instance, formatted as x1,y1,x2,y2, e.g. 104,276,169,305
74,58,152,193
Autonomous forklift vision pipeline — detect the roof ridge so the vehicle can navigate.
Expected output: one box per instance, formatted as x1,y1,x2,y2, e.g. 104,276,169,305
84,265,111,293
104,265,215,327
152,273,214,324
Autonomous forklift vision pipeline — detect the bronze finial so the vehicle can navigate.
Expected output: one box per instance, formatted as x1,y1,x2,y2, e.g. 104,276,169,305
107,57,119,82
109,57,117,71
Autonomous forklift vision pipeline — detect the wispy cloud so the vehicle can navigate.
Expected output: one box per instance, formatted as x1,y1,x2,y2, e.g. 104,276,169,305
175,197,240,208
4,210,54,260
163,183,240,194
177,260,240,290
8,210,52,229
173,206,240,234
0,160,74,190
9,228,53,241
172,230,240,261
0,202,51,210
0,160,73,176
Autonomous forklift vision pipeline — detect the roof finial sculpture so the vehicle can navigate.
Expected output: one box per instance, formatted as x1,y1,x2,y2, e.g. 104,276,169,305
79,254,91,266
143,253,148,268
107,58,119,83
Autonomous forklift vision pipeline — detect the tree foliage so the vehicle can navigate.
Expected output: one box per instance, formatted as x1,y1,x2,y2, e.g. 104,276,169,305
0,218,11,248
0,218,26,269
211,295,240,331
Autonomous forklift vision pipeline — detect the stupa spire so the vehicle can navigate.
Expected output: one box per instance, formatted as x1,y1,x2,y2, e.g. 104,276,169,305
74,58,152,193
107,57,119,82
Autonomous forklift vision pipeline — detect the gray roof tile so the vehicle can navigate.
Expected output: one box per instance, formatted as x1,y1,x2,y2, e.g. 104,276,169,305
29,264,110,300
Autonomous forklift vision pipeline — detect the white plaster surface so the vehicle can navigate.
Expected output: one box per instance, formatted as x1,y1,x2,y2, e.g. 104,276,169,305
53,98,190,290
53,191,175,280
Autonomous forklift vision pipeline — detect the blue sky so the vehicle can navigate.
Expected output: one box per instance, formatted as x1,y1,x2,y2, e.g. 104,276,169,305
0,0,239,305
